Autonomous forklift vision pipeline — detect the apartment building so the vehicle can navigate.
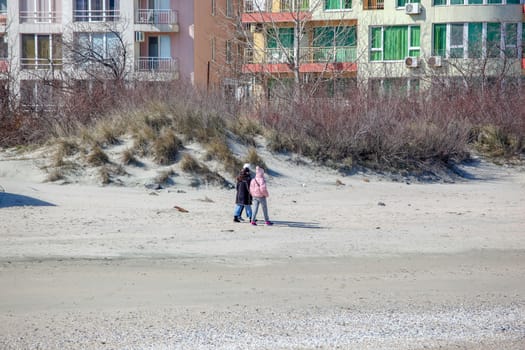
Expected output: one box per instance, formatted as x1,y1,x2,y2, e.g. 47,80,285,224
239,0,525,97
0,0,236,108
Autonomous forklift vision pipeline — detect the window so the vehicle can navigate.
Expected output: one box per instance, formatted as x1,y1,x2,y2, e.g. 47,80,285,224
74,0,119,22
0,0,6,13
226,40,232,64
370,26,420,61
325,0,352,10
21,34,62,69
0,35,6,58
211,37,216,61
266,28,294,63
226,0,233,17
313,26,356,62
281,0,310,11
433,22,519,59
75,32,120,65
397,0,420,7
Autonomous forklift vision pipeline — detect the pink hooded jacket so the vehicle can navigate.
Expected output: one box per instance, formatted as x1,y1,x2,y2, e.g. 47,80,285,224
249,166,269,198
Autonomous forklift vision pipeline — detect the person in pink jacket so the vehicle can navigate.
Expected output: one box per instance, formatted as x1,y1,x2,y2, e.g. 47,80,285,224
249,166,273,226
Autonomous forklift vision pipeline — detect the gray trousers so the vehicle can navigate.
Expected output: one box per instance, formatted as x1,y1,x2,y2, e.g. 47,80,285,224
251,196,269,222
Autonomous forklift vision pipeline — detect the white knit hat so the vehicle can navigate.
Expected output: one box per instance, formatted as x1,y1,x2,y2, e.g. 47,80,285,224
243,163,251,170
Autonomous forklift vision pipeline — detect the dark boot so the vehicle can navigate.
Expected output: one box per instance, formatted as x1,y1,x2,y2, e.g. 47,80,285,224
233,216,241,223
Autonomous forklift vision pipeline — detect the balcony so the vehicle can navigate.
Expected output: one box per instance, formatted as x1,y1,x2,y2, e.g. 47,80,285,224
135,9,178,25
21,58,63,70
244,0,309,12
242,0,311,23
20,11,61,23
363,0,384,9
243,46,357,73
135,57,178,73
73,10,120,22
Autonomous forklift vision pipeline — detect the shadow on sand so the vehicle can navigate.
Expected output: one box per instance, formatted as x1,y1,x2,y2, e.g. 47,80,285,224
0,192,56,208
271,220,322,229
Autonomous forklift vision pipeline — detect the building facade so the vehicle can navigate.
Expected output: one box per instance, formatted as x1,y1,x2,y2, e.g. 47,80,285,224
0,0,237,108
239,0,525,97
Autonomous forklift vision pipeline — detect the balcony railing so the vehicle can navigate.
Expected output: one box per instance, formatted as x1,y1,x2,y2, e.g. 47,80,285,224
135,57,178,72
21,58,63,70
246,46,356,64
135,9,178,25
363,0,384,9
73,10,120,22
20,11,61,23
244,0,309,12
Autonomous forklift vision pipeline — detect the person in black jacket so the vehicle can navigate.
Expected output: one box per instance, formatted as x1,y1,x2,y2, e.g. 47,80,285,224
233,166,252,222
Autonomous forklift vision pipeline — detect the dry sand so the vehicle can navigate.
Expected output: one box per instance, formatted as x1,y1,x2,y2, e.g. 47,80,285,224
0,149,524,349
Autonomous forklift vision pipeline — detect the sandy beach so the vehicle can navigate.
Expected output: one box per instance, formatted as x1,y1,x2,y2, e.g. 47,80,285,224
0,149,524,349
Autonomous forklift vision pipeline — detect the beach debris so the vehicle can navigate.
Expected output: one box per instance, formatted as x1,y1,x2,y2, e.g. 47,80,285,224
174,205,189,213
363,178,370,183
335,179,345,186
377,202,386,206
149,192,159,196
198,196,214,203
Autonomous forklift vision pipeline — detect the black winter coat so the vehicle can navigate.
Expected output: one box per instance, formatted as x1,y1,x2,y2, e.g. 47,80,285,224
235,174,252,205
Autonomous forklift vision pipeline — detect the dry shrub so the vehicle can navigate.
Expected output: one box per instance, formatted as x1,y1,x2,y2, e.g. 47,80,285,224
120,148,140,166
205,137,231,161
474,125,524,158
244,147,267,170
94,123,120,146
156,168,175,184
99,166,110,185
87,146,110,166
180,154,228,186
152,129,183,165
46,168,64,182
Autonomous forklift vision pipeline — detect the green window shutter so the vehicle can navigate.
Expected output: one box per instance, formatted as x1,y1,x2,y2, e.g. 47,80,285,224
468,23,482,58
397,0,406,7
325,0,339,9
384,26,408,60
487,22,501,58
370,27,382,61
409,26,420,57
433,24,446,57
468,0,482,4
433,0,446,5
506,0,520,3
487,0,502,3
267,28,277,48
335,26,356,46
450,0,463,4
267,28,294,49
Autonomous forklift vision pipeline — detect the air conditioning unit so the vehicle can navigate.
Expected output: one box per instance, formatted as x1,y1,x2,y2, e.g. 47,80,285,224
405,56,419,68
427,55,442,67
405,3,421,15
135,31,145,42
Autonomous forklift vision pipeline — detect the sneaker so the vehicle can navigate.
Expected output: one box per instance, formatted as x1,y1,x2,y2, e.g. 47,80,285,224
250,221,257,226
265,221,274,226
233,216,241,223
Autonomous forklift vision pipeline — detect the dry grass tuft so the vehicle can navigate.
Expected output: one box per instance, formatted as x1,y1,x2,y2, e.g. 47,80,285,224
87,146,110,166
180,153,228,187
156,168,176,184
152,129,183,165
46,168,65,182
244,147,267,170
99,166,111,185
120,148,140,166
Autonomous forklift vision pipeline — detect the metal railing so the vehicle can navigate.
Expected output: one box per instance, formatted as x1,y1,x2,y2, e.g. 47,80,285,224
19,11,61,23
363,0,384,9
73,10,120,22
135,9,178,25
244,0,310,12
309,46,357,63
21,58,63,70
135,57,178,72
245,46,356,64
